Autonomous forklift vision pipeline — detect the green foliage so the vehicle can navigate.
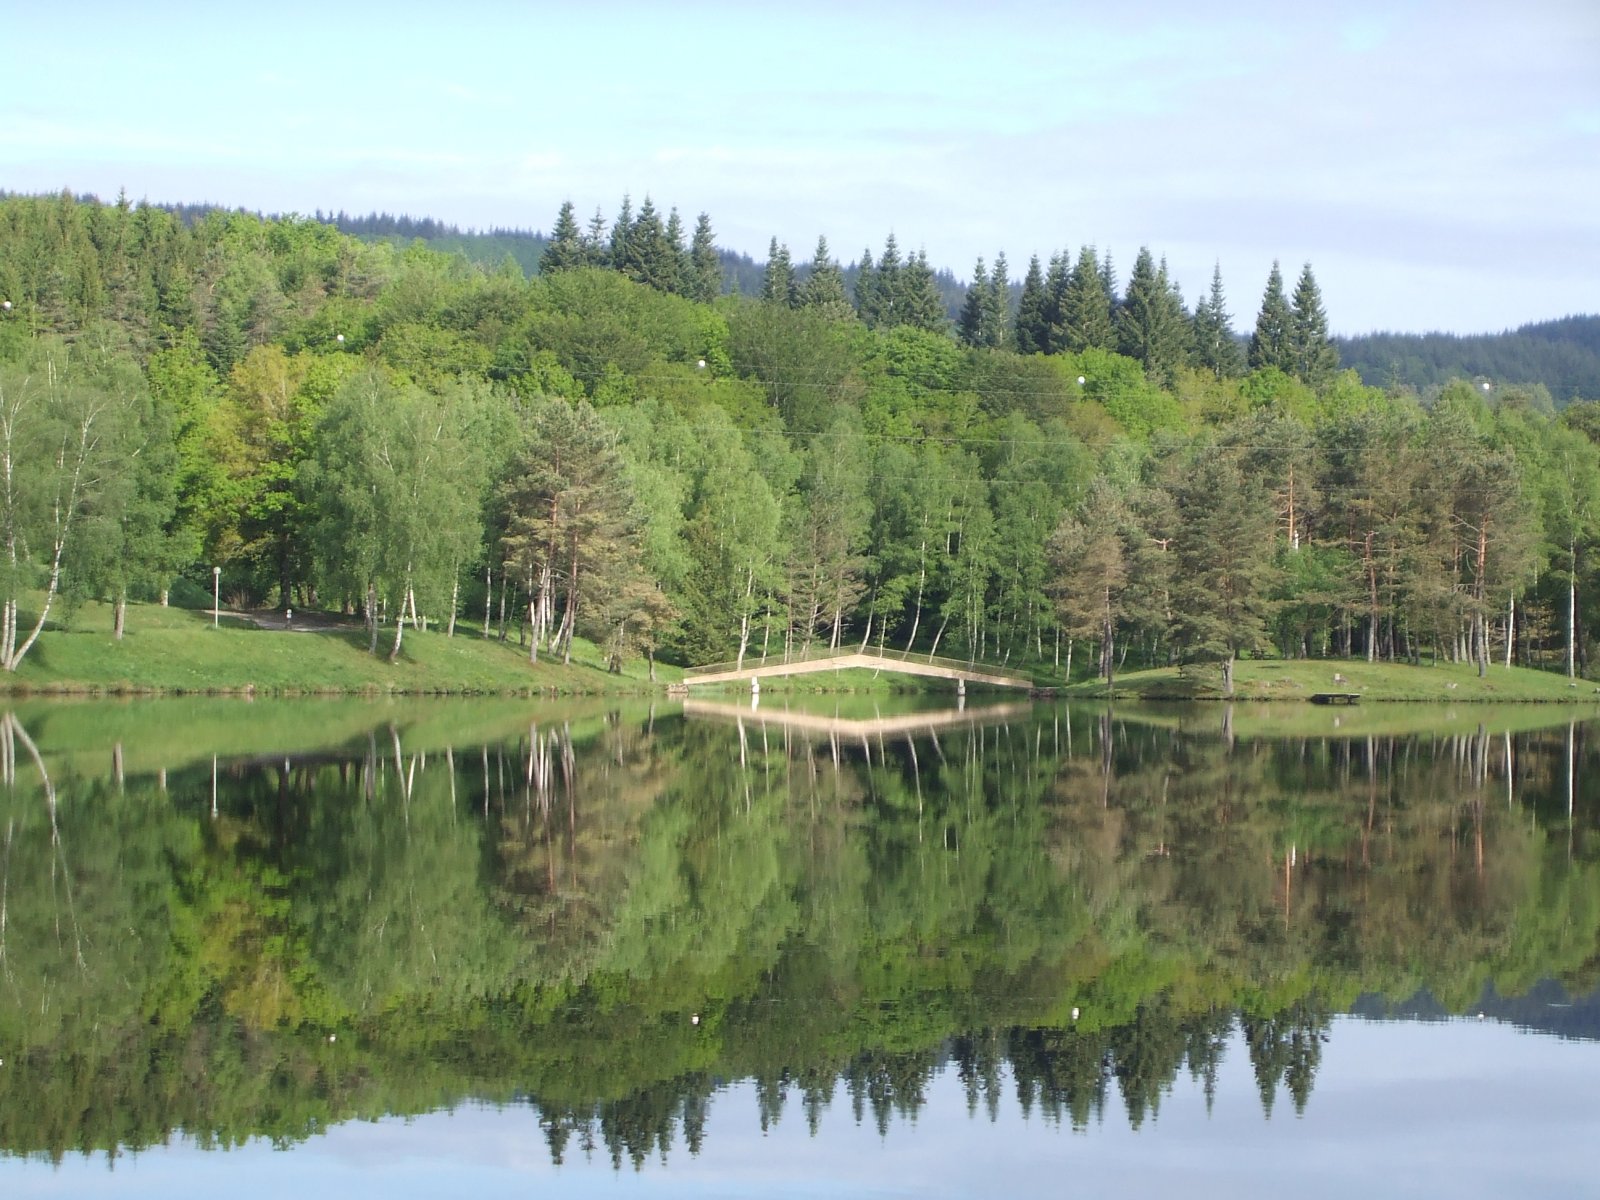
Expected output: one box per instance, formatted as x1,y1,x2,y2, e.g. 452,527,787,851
1,701,1596,1158
1249,261,1292,374
2,191,1598,688
1288,262,1339,389
1191,262,1245,379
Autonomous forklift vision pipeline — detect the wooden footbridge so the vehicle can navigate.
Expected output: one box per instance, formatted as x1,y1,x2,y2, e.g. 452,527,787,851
676,647,1034,692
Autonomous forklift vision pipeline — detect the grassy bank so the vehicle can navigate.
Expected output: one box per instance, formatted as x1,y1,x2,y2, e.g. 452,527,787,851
1059,658,1600,703
3,596,672,696
6,694,660,779
10,595,1599,705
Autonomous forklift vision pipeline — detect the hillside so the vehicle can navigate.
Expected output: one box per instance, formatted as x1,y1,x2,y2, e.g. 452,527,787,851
1337,314,1600,403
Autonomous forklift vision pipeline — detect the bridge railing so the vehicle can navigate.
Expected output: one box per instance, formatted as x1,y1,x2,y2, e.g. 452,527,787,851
680,644,1031,681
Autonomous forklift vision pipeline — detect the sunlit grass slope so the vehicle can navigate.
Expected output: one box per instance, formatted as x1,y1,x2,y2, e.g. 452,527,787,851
1060,658,1600,703
4,596,674,695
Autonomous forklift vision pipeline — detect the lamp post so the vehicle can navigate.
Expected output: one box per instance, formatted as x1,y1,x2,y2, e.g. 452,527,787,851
213,566,221,629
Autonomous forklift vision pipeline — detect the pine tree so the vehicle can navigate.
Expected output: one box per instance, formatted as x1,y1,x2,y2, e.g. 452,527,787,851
957,257,990,347
620,196,676,291
800,235,852,318
686,212,721,303
540,201,585,274
584,206,609,267
900,249,948,332
1248,260,1292,372
662,207,688,295
585,209,608,268
761,237,797,306
1158,257,1195,377
607,194,634,274
1116,247,1187,385
871,235,905,327
1014,254,1048,354
1099,250,1118,308
1063,246,1115,353
853,247,879,324
1042,251,1070,354
986,253,1011,350
1287,262,1339,389
1191,262,1245,378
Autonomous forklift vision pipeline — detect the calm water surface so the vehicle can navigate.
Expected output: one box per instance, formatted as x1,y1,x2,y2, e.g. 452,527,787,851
1,696,1597,1197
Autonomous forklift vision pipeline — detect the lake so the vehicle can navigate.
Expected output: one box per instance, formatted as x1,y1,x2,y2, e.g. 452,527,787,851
1,695,1596,1197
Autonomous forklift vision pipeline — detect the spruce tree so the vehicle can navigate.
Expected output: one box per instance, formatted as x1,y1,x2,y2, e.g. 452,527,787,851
584,206,609,267
1115,247,1187,385
761,237,797,306
1287,262,1339,389
800,236,852,318
1063,246,1115,352
867,234,903,328
853,247,879,324
1042,251,1070,354
957,257,990,347
1248,261,1292,372
900,249,948,332
1014,254,1047,354
621,196,675,291
540,201,585,274
607,195,633,275
1158,257,1195,375
686,212,721,303
662,207,688,295
986,253,1011,350
1191,262,1245,378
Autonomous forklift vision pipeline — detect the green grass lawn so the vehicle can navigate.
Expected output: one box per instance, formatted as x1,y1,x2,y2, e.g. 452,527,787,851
10,594,1597,705
4,596,676,696
1059,657,1600,703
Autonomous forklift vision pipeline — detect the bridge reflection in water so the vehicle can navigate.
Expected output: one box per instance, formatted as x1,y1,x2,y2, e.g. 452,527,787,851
681,696,1033,739
678,648,1034,692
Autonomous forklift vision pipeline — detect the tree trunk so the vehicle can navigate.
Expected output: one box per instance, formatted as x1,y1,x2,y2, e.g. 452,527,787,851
388,575,411,661
1569,537,1578,679
113,591,126,641
904,549,926,653
736,567,754,669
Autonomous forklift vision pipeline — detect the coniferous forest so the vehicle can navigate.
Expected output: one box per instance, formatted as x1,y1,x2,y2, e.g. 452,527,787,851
3,188,1599,682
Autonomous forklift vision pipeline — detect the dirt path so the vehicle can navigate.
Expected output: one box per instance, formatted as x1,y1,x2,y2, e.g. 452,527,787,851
235,608,357,633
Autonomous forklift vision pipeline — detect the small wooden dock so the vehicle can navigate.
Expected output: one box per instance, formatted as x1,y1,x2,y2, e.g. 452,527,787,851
1309,692,1361,705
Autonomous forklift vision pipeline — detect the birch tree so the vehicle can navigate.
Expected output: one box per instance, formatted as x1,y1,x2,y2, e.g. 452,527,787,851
307,371,490,659
1,339,138,670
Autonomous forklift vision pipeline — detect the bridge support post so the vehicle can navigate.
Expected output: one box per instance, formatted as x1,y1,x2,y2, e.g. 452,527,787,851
751,677,761,695
957,678,966,697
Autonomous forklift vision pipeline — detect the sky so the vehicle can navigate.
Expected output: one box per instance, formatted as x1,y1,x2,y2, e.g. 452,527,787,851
7,1021,1600,1198
4,0,1597,335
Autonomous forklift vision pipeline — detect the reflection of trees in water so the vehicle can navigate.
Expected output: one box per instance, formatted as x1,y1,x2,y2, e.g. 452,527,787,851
0,705,1595,1161
520,999,1332,1169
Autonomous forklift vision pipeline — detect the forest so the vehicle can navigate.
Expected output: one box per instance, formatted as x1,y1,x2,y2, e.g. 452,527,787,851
3,189,1600,683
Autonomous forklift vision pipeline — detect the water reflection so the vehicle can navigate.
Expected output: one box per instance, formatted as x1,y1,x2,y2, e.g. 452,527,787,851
0,700,1596,1169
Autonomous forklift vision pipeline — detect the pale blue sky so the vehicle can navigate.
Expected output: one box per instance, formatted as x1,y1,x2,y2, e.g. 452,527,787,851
6,1021,1599,1198
5,0,1597,334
